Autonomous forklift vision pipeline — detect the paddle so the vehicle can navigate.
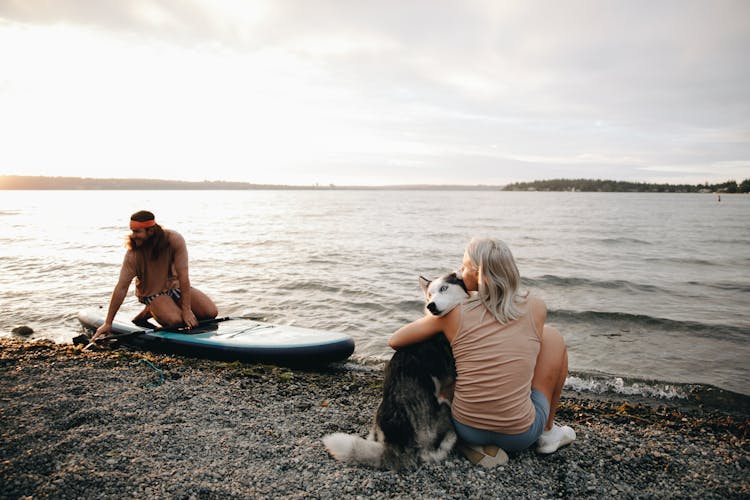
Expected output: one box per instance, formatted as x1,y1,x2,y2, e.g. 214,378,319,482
83,316,233,350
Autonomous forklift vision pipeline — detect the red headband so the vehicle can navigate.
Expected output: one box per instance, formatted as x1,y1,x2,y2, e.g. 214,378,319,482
129,219,156,230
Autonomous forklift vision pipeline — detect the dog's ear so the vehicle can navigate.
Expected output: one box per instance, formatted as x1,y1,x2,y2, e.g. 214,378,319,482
418,276,431,296
446,272,470,296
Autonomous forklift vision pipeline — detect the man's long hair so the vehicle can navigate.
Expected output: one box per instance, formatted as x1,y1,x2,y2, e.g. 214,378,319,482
128,210,169,260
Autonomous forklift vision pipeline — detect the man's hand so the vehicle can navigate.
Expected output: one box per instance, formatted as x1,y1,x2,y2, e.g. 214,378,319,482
181,310,198,329
92,322,112,342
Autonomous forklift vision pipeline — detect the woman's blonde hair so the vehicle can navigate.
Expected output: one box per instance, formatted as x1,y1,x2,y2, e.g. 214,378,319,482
465,237,526,324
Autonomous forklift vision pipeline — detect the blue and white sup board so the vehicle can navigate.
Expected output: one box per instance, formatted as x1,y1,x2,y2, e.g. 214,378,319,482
77,309,355,365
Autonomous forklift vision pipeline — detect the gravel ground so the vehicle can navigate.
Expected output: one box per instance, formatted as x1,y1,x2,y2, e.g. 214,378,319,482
1,337,748,499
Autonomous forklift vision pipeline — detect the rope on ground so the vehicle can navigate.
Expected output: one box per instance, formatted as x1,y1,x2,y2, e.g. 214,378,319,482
134,358,165,388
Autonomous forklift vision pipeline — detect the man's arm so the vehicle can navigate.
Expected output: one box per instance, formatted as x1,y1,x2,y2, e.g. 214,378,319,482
170,231,197,328
92,255,135,340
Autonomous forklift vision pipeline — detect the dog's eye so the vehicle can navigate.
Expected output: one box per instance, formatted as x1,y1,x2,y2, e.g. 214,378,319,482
439,285,448,292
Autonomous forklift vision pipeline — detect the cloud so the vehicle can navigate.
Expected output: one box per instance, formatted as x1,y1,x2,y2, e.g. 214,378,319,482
1,0,749,184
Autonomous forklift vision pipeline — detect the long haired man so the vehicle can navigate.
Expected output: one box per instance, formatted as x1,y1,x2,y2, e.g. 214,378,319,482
92,210,218,340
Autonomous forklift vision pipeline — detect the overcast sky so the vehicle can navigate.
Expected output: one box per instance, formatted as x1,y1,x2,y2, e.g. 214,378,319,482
1,1,748,186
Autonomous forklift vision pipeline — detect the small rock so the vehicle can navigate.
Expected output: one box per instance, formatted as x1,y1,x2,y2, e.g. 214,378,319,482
72,334,91,346
11,325,33,336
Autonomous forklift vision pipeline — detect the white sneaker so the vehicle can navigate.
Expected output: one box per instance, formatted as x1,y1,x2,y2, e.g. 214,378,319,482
536,424,576,454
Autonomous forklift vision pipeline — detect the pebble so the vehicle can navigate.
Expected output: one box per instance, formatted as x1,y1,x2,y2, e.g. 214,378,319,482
11,325,33,336
0,337,747,498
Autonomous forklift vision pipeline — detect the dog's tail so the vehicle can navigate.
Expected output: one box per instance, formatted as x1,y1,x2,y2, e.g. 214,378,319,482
322,433,384,468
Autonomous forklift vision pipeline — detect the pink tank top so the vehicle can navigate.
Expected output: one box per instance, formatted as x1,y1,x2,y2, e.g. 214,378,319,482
450,295,544,433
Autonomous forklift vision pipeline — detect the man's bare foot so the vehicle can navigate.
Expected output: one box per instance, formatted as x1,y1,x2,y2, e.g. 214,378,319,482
132,307,153,327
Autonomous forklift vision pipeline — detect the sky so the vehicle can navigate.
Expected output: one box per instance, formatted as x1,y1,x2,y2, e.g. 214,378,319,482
1,1,749,186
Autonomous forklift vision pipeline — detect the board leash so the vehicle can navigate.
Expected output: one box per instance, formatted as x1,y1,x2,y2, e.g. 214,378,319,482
134,358,164,389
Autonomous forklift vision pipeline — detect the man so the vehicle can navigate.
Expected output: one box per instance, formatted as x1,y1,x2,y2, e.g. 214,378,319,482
92,210,218,341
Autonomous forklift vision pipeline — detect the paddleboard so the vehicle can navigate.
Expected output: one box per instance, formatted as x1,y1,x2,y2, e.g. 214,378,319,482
77,309,355,365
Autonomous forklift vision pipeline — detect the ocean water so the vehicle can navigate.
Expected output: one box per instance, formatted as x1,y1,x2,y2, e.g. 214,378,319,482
1,190,748,404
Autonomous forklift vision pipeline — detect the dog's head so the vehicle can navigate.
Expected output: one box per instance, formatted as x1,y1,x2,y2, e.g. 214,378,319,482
419,272,470,317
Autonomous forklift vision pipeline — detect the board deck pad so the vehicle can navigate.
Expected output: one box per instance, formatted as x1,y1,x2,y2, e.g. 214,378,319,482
78,309,355,365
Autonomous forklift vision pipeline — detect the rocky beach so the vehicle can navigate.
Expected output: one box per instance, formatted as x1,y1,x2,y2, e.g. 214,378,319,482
1,337,748,499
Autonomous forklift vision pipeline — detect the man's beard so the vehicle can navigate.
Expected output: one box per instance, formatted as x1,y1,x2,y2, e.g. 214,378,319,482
130,235,153,251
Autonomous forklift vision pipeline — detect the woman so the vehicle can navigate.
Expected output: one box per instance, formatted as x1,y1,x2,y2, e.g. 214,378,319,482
389,237,575,465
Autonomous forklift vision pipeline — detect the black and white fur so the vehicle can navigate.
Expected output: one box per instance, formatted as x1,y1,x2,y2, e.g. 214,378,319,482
322,272,470,469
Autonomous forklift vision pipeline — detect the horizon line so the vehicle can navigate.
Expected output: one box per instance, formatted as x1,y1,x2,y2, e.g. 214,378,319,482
2,174,745,191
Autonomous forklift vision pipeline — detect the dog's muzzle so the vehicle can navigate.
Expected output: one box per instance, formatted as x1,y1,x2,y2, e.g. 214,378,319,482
426,302,440,316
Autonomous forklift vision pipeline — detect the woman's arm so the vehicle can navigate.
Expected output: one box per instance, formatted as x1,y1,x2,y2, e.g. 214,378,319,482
388,314,447,349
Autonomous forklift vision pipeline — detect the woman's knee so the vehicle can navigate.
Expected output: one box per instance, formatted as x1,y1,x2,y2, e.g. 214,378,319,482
541,326,567,358
533,326,567,390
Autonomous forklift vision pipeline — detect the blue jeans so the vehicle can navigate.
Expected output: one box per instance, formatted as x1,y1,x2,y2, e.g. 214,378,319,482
452,389,550,452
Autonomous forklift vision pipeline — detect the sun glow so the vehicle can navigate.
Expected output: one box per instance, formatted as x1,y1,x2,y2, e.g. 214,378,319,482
0,20,386,184
1,2,749,186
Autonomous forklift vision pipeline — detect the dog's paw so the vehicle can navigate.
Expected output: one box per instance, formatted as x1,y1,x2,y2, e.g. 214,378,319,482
322,433,356,460
322,433,384,467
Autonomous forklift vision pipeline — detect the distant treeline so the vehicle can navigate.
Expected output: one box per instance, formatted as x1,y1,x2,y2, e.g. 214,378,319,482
0,176,302,190
3,175,749,192
0,175,504,191
504,178,750,193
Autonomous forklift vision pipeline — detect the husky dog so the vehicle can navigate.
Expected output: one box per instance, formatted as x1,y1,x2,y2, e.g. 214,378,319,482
322,272,469,469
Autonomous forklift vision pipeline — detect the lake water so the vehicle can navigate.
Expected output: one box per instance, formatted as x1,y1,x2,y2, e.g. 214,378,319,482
1,190,748,405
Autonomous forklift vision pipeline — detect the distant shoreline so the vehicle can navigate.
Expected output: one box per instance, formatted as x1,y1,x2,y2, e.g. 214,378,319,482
1,175,748,192
0,175,502,191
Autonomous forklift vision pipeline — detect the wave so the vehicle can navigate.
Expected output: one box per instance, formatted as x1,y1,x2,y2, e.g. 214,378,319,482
644,256,717,266
549,309,748,340
526,275,750,302
596,237,654,246
710,237,750,245
524,275,664,294
566,371,750,414
278,282,342,294
566,373,688,399
687,281,750,293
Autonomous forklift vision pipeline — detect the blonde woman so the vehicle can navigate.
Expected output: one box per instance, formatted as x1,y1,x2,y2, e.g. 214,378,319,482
389,238,574,465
